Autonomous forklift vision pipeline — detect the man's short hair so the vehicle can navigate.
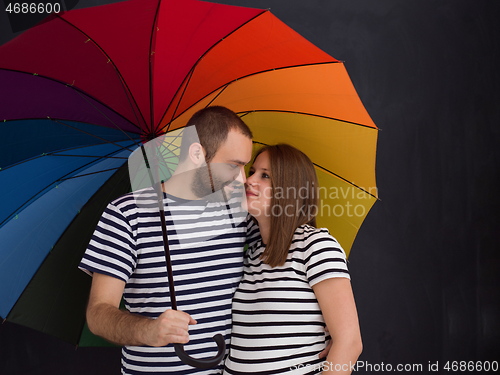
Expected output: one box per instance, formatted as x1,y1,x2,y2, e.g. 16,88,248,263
180,106,253,162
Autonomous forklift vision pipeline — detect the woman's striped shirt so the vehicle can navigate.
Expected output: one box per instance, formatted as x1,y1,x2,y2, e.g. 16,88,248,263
223,224,350,375
79,188,247,374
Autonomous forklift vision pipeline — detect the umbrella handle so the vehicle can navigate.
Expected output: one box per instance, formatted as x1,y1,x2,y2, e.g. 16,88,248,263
142,150,227,369
152,186,226,369
173,333,226,369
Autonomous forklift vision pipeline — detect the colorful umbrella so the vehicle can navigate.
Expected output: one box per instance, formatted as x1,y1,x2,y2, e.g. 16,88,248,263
0,0,378,349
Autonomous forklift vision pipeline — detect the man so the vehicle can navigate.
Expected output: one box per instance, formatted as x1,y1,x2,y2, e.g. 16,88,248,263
79,106,253,374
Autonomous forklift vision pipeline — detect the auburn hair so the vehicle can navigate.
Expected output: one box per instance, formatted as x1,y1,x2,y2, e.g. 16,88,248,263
255,144,319,267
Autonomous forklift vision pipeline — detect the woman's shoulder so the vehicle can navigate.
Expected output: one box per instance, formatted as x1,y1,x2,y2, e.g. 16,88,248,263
293,224,338,243
291,224,347,265
291,224,344,253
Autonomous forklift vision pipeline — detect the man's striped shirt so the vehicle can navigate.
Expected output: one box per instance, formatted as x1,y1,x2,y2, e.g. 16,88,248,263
79,188,247,374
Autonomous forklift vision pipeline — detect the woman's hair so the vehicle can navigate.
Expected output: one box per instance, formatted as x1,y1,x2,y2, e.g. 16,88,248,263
255,144,319,267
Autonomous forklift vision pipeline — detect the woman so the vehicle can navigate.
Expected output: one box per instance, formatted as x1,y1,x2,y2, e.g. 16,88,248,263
224,144,362,374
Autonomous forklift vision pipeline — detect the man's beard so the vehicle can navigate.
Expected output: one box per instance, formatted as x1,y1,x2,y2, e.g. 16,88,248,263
192,164,229,202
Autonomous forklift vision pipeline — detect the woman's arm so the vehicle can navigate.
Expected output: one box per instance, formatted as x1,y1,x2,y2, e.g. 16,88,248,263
312,277,362,375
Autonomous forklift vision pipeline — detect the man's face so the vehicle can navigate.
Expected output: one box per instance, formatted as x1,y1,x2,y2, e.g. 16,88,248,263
192,130,252,199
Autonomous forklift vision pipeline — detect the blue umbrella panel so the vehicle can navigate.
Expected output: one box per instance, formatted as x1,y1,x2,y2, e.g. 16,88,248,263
0,118,139,345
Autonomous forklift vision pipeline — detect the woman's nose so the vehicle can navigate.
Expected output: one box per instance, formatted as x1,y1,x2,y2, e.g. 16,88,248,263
245,173,257,186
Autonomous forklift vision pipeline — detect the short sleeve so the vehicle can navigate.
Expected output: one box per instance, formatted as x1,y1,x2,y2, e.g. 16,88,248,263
302,227,350,287
79,202,137,282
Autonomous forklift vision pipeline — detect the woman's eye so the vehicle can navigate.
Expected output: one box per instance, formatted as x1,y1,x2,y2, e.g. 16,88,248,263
248,170,255,176
262,173,270,179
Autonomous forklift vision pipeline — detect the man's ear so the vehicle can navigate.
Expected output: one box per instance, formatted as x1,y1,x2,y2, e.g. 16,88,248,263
188,142,206,166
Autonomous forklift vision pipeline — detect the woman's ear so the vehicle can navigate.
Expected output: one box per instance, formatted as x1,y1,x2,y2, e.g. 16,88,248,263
188,142,206,166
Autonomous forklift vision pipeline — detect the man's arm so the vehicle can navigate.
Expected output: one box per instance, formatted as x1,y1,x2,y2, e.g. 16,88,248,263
86,272,197,347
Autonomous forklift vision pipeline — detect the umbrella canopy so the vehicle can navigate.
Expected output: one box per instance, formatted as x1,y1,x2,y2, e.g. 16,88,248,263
0,0,378,346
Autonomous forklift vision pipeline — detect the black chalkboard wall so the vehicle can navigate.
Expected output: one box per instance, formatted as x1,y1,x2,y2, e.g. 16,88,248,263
1,0,498,374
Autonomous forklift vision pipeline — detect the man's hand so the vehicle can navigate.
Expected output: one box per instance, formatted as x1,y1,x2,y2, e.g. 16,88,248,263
144,309,197,347
86,273,197,347
319,338,333,358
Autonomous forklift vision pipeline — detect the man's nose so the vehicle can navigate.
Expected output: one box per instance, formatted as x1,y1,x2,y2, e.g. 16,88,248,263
235,167,246,184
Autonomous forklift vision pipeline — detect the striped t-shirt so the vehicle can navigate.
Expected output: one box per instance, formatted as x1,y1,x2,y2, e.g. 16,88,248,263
223,224,350,375
79,188,247,374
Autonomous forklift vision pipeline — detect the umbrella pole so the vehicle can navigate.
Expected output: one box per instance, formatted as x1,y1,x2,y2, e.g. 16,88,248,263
157,202,177,310
140,145,226,369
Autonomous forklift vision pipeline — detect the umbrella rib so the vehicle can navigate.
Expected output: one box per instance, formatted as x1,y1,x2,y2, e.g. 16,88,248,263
238,109,377,130
49,154,129,160
159,8,268,128
59,168,121,181
163,68,196,132
38,147,128,181
68,87,143,147
314,165,379,200
205,84,229,108
0,137,138,172
148,0,164,133
0,68,142,133
53,16,148,132
0,148,128,228
48,118,138,153
252,141,379,201
162,131,183,154
215,61,341,87
158,9,343,127
159,61,347,128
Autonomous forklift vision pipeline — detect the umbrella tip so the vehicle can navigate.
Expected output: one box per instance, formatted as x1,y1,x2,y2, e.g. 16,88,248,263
141,131,165,143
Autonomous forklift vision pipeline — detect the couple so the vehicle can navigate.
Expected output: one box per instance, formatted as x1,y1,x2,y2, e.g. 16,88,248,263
79,106,362,374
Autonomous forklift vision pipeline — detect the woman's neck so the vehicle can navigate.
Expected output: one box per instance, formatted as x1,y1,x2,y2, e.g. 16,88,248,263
255,216,271,245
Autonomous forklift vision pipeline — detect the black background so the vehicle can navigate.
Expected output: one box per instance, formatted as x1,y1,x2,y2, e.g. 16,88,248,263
1,0,499,374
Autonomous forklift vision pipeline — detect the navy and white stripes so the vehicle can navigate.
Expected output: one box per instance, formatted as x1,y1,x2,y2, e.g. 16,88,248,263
80,188,246,374
223,225,350,375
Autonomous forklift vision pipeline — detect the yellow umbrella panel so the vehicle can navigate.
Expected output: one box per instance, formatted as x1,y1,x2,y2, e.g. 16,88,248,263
163,61,378,255
245,112,378,257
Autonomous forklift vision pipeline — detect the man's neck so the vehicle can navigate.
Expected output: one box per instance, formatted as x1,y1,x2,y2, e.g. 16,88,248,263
161,173,198,200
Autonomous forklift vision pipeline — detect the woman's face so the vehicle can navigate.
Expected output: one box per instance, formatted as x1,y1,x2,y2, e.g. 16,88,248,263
245,151,273,219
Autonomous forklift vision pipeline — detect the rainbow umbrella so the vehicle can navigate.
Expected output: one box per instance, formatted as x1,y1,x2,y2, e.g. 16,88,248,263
0,0,378,347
